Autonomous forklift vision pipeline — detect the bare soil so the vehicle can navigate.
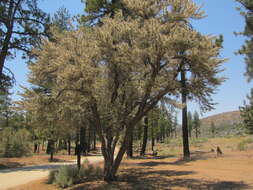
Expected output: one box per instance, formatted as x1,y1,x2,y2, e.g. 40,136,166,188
0,154,76,169
8,148,253,190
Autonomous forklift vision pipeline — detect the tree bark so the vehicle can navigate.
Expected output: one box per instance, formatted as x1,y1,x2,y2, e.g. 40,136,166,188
80,126,86,155
42,140,45,151
87,127,91,152
68,138,71,155
37,144,40,153
151,125,155,151
47,140,55,161
76,127,81,169
181,70,190,159
50,151,54,161
34,143,38,153
140,117,148,156
126,130,133,158
0,0,16,78
93,128,96,150
103,149,116,181
77,144,81,170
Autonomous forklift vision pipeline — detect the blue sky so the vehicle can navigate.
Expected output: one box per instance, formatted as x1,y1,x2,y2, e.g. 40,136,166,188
5,0,252,118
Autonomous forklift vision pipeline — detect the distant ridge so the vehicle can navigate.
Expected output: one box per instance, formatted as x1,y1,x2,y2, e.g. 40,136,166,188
200,111,242,127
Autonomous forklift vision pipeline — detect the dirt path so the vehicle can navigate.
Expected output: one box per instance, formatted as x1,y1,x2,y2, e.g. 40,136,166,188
0,156,104,190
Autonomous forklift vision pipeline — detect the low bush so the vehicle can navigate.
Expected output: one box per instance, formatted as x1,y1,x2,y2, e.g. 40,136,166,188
54,166,80,188
237,141,247,151
47,169,58,184
237,138,253,151
1,128,31,157
48,159,103,188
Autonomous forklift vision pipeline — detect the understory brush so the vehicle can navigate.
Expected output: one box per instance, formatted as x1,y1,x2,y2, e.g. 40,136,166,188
0,128,31,157
237,138,253,151
48,159,103,188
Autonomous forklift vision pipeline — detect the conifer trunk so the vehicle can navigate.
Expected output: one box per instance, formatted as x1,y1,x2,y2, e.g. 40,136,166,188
151,125,155,151
80,126,86,155
47,140,55,161
87,127,91,152
76,127,81,169
140,117,148,156
0,1,14,78
34,143,38,153
93,129,96,150
37,144,40,153
68,138,71,155
126,130,133,158
181,70,190,159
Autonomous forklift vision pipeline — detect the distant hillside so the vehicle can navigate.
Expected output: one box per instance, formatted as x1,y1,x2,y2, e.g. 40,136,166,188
201,111,242,127
199,111,244,137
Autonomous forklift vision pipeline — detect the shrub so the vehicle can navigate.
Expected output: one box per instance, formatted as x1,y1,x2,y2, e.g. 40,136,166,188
237,141,247,151
5,140,30,157
47,169,58,184
48,161,103,188
2,128,31,157
237,138,253,151
54,166,80,188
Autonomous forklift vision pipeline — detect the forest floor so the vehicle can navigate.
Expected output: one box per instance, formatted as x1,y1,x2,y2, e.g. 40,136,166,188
4,136,253,190
0,155,104,190
0,154,76,169
0,149,101,170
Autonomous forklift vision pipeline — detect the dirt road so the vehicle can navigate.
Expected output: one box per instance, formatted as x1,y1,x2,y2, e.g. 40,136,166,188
0,156,103,190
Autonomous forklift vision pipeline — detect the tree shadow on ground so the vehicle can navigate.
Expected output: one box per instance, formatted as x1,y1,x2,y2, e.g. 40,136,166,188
168,150,217,166
49,158,74,163
131,154,176,160
0,162,24,169
0,163,74,173
70,166,250,190
134,151,215,167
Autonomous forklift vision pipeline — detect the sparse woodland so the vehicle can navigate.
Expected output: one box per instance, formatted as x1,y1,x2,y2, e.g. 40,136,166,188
0,0,253,188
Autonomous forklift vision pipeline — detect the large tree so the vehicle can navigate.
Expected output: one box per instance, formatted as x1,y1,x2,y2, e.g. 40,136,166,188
179,33,224,159
236,0,253,134
240,89,253,134
81,0,123,25
24,0,224,181
0,0,49,82
236,0,253,81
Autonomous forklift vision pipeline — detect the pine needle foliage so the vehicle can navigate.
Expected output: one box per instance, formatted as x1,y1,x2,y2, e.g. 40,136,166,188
21,0,225,181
